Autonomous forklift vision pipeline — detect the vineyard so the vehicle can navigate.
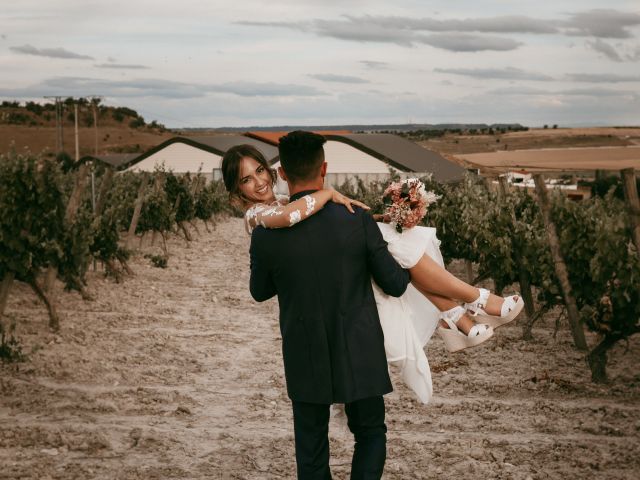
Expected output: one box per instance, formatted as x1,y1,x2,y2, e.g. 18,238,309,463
0,152,233,345
1,152,639,478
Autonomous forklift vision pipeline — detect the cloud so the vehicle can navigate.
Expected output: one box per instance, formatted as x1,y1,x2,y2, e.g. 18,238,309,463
586,39,623,62
434,67,552,81
238,10,640,55
487,86,549,95
312,19,416,46
563,9,640,39
212,81,324,97
9,44,93,60
343,14,558,34
309,74,369,84
488,86,636,98
420,33,521,52
360,60,389,69
567,73,640,83
238,17,522,51
0,77,325,99
627,46,640,61
559,87,638,97
1,34,6,40
94,63,151,69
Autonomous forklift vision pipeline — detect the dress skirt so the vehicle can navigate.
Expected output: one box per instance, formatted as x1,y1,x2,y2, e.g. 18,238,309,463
372,224,445,404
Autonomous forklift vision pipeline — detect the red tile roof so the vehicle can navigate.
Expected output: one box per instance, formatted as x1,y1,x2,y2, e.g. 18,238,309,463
245,130,351,146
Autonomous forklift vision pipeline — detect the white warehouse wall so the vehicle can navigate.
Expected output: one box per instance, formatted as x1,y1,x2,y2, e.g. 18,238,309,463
126,143,221,175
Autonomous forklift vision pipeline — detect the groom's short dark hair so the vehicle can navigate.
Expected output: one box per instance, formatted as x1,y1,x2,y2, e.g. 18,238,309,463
278,130,326,183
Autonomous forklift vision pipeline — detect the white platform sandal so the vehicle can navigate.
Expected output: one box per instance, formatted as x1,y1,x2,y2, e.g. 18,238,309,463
437,306,494,353
464,288,525,329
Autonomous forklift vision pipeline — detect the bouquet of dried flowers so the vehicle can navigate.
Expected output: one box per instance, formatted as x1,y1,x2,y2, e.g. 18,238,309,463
382,178,440,233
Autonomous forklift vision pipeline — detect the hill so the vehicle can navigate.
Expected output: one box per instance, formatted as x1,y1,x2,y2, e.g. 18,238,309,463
2,100,639,158
0,100,174,157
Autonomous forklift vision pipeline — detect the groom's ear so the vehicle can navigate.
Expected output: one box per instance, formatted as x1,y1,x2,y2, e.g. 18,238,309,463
278,166,288,181
320,162,327,178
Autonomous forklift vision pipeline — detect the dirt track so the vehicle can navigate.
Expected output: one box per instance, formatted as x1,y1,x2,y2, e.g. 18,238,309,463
1,218,639,479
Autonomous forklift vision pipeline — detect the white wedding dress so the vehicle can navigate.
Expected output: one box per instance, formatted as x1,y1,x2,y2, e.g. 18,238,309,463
245,198,442,404
373,223,443,404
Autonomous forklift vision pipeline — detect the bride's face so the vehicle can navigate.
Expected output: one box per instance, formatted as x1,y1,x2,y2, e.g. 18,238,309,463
238,156,274,203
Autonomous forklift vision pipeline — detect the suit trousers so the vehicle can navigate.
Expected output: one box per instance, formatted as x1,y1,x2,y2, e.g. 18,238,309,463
291,396,387,479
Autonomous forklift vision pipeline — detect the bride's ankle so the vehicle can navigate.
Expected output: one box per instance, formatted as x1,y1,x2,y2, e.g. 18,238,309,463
455,314,475,335
485,293,519,316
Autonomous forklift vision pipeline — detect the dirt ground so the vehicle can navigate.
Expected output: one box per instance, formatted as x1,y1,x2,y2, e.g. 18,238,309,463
1,218,639,479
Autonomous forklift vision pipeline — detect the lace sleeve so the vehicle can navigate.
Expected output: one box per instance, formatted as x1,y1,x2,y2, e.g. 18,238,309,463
244,191,333,234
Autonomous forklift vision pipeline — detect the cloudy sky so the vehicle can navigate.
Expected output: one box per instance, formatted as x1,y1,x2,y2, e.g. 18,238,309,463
1,1,639,127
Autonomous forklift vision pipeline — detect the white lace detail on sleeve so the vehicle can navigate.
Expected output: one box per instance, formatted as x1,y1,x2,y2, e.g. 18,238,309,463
304,195,316,215
245,203,286,233
289,210,301,225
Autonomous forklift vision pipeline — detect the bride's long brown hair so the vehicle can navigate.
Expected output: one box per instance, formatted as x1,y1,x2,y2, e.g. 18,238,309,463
221,144,277,208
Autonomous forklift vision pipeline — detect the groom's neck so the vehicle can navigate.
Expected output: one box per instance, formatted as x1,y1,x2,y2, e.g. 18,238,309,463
288,179,324,196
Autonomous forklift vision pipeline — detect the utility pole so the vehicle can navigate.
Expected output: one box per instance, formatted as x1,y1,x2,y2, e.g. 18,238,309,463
88,96,102,157
88,96,103,213
44,96,63,153
74,103,80,162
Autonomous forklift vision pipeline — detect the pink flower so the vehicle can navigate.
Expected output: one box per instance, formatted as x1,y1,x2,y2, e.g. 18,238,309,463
382,178,439,232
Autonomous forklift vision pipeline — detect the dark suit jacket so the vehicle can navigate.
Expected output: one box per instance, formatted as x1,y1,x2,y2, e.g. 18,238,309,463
249,190,410,404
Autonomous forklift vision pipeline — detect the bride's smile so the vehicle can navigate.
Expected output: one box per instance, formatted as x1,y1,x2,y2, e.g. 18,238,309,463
238,156,275,203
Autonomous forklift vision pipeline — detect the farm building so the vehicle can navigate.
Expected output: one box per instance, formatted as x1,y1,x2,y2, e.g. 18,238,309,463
119,135,278,181
246,131,465,193
88,132,465,189
80,153,139,169
456,146,640,200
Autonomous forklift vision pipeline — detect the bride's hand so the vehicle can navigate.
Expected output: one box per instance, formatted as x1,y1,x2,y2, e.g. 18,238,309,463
372,213,391,223
330,190,370,213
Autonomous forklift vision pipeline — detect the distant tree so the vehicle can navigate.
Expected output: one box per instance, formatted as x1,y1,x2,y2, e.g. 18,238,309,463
115,106,138,118
6,112,30,125
129,117,145,129
553,124,558,129
543,124,548,129
25,101,43,115
82,113,93,128
56,151,76,173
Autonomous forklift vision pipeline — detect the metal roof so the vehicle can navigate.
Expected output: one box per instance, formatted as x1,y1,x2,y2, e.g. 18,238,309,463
245,130,351,146
80,153,139,168
120,135,279,170
325,133,466,182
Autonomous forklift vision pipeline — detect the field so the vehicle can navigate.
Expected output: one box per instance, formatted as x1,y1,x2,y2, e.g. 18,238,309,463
1,218,639,479
0,125,173,159
421,127,640,155
3,121,640,161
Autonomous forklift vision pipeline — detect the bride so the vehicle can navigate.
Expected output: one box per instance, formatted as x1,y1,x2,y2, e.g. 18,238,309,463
221,141,523,404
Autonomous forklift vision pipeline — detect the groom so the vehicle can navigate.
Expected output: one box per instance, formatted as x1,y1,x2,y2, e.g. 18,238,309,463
249,130,410,478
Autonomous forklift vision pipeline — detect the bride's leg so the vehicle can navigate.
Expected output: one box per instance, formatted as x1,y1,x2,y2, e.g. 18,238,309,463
409,254,511,315
412,285,477,335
